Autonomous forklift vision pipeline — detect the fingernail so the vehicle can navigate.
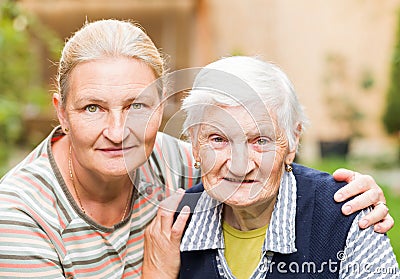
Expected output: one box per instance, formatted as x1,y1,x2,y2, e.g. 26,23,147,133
182,206,190,214
360,219,368,228
375,224,381,231
335,193,343,201
343,205,352,215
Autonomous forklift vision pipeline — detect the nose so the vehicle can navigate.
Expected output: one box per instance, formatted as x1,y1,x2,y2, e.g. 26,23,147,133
226,143,256,177
103,109,129,143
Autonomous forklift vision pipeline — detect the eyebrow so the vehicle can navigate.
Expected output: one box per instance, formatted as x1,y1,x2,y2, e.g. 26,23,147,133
74,96,107,104
74,96,151,105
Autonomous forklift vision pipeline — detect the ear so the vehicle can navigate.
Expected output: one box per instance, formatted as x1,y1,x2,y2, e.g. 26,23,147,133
53,93,69,131
189,127,200,162
285,123,302,165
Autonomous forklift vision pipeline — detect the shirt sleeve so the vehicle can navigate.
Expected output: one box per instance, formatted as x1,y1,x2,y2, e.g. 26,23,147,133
149,132,201,193
339,209,400,279
0,189,65,278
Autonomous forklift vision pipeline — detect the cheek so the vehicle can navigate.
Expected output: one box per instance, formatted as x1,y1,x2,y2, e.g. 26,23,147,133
68,112,107,145
258,150,286,188
68,115,100,144
200,147,214,170
143,110,163,151
199,145,228,176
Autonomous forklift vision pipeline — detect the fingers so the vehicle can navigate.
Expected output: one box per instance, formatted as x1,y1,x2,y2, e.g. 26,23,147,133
339,187,381,215
354,201,389,229
159,188,185,232
334,173,380,203
171,206,190,243
159,188,185,214
332,168,357,183
333,169,393,233
374,213,394,233
142,190,189,279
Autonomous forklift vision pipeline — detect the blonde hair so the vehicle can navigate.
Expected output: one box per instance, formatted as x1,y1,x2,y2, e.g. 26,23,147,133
56,19,164,104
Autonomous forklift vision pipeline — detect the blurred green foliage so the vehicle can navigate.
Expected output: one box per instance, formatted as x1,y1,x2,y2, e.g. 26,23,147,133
383,8,400,160
0,0,61,167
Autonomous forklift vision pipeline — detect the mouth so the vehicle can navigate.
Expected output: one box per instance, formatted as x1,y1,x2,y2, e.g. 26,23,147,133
223,177,257,183
99,146,135,153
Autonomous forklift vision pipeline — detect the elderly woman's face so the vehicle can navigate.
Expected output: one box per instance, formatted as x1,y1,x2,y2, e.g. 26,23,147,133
193,104,293,208
58,57,162,177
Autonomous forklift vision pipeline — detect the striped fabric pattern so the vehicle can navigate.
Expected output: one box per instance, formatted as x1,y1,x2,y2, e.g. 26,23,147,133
180,171,400,279
180,171,297,254
339,210,400,278
0,126,200,278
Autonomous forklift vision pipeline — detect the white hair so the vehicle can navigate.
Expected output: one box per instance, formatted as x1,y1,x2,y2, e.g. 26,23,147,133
181,56,308,150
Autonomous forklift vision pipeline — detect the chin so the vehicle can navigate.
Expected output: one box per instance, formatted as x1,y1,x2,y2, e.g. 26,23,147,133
207,190,251,207
123,151,148,171
223,196,259,208
100,162,130,177
104,168,129,178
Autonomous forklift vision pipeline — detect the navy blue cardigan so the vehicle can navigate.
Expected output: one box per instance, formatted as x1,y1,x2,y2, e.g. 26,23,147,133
175,164,358,279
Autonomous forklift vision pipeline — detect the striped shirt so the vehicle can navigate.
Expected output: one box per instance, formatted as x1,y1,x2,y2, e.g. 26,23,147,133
180,171,399,279
0,126,200,278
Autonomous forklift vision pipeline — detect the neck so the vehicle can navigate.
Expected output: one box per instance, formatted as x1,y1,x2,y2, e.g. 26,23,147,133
53,136,135,227
71,153,134,226
223,196,276,231
73,163,133,203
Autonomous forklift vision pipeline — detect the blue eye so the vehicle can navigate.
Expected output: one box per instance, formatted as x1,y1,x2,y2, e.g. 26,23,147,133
85,104,98,113
131,103,143,110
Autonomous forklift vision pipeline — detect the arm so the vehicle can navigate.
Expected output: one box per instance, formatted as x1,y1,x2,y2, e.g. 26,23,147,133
142,189,189,279
0,203,65,278
339,210,399,279
333,168,393,233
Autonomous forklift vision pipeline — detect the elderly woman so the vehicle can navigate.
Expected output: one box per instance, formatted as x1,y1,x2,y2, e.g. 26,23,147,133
143,56,399,279
0,19,393,278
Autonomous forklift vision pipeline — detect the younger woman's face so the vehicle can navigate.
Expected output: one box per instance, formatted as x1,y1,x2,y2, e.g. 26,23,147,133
56,57,163,178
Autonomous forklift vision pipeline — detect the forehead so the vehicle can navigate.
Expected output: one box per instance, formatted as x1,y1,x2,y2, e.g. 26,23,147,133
200,105,276,135
68,57,158,101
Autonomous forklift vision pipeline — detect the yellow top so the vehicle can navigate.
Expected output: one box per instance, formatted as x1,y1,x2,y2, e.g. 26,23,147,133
222,221,268,279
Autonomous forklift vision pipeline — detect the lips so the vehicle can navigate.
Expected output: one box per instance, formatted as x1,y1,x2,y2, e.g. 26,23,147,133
101,148,123,152
99,145,135,151
223,177,257,183
97,146,136,156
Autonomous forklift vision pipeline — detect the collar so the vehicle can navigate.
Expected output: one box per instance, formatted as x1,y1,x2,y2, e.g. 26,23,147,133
180,170,297,254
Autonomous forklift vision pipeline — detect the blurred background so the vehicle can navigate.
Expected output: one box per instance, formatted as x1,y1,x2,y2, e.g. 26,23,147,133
1,0,399,261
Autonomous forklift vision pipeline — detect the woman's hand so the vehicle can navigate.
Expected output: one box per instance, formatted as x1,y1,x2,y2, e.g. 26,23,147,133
333,168,393,233
142,189,190,279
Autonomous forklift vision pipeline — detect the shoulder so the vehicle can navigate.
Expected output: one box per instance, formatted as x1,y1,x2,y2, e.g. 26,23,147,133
185,182,204,194
1,127,58,182
153,132,193,162
293,163,347,194
293,163,338,184
152,132,200,189
0,130,59,214
292,163,354,227
155,132,191,149
175,183,204,215
1,144,52,187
